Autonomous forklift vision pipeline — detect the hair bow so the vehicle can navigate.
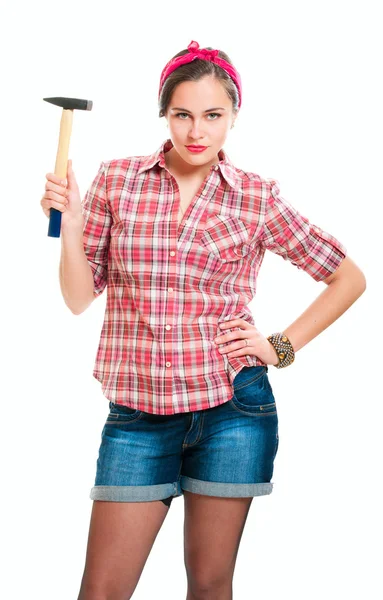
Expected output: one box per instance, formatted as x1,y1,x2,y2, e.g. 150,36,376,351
188,40,220,62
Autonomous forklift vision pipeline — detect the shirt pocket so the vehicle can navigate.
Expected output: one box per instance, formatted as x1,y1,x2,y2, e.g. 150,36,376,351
199,214,252,263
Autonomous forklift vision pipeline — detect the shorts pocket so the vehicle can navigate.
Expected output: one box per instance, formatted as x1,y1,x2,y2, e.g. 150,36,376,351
233,366,268,390
230,369,277,416
200,214,252,263
106,401,143,423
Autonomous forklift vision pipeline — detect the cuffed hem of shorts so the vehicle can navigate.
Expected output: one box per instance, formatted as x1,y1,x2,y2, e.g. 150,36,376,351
89,480,183,502
180,475,273,497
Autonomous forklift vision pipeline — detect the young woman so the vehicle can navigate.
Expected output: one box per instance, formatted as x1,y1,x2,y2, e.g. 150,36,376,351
41,40,366,600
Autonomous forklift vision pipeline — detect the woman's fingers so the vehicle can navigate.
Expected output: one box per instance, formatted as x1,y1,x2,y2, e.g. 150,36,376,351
41,161,83,223
40,197,68,212
45,178,68,197
46,172,67,187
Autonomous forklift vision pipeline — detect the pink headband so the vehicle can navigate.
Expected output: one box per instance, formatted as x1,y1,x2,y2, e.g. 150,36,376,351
159,40,242,109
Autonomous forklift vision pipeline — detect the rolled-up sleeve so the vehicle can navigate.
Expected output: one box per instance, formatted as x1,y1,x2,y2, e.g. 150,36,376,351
81,161,112,297
259,179,347,282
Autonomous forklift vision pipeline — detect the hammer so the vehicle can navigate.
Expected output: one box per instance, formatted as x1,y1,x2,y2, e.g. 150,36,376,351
43,96,93,238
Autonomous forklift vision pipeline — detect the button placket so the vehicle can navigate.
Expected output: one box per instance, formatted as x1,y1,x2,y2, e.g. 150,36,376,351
165,249,176,372
165,173,215,375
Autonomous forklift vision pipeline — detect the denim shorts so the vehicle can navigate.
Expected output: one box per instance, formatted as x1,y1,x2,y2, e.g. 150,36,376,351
90,365,279,505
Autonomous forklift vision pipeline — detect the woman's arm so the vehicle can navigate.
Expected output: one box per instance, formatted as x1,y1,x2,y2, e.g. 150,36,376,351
214,256,366,365
59,218,95,315
282,256,366,353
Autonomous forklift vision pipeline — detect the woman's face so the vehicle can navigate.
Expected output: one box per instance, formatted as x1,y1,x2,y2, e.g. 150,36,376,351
164,76,237,175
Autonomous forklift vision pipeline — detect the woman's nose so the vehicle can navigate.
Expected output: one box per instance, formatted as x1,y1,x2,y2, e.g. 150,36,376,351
189,122,204,136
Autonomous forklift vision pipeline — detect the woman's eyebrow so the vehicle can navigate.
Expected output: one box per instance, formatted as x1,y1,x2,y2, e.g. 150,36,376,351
170,107,226,113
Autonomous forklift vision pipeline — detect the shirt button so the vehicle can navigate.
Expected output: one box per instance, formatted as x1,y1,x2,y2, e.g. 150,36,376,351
168,287,173,293
166,361,172,367
170,251,176,256
165,325,172,330
202,190,207,195
214,165,219,170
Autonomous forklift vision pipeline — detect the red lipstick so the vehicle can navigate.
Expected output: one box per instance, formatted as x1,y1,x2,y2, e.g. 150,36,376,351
186,145,208,153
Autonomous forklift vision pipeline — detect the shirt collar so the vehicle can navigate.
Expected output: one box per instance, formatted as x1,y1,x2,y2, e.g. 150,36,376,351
136,138,242,191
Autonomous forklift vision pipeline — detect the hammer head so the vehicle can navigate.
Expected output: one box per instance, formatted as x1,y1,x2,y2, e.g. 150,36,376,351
43,96,93,111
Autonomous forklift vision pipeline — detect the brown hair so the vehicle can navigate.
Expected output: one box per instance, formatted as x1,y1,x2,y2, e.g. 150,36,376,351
158,47,240,119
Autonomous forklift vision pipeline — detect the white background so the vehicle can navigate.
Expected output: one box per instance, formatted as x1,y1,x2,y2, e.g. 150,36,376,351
1,0,381,598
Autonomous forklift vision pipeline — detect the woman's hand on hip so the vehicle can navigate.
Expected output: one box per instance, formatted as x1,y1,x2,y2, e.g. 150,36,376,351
213,319,279,366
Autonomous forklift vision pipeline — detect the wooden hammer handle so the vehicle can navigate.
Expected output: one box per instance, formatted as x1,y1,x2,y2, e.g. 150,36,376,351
48,109,73,237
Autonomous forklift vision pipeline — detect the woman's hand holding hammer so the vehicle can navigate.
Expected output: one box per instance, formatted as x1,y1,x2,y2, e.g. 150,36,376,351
41,159,83,228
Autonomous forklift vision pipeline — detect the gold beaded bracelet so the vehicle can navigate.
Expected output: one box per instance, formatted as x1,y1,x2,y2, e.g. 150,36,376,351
267,332,295,368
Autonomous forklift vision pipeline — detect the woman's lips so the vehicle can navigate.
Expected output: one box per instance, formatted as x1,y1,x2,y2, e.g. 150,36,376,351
186,145,208,153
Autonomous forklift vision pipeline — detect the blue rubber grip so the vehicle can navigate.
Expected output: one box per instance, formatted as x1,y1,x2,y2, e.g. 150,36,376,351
48,206,62,238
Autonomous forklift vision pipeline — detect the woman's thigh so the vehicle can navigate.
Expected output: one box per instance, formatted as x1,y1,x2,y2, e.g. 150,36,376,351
77,499,170,599
183,490,253,594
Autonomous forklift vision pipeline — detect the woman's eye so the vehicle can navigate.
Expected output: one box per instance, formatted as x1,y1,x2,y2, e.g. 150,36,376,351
175,113,221,120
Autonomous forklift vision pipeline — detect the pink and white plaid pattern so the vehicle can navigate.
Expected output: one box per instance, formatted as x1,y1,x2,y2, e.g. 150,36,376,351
81,138,347,415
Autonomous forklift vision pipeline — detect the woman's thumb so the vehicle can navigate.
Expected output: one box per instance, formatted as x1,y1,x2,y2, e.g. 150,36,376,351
67,158,79,192
67,159,75,181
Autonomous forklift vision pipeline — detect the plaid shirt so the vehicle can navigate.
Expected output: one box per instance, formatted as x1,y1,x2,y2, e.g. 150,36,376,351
81,138,347,415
